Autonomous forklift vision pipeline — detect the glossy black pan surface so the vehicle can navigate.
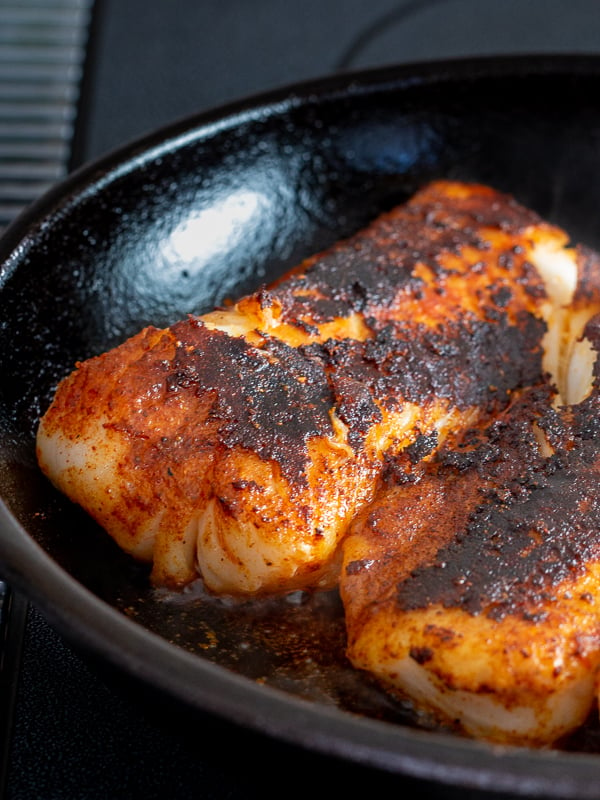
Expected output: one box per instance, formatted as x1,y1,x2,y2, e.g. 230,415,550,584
3,55,600,797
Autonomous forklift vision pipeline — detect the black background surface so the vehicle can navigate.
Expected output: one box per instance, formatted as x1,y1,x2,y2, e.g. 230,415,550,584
7,1,600,797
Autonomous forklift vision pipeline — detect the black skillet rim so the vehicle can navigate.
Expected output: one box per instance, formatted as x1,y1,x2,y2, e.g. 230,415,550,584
2,53,600,797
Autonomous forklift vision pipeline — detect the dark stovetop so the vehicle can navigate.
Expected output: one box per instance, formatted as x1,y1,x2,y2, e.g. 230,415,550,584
4,1,600,797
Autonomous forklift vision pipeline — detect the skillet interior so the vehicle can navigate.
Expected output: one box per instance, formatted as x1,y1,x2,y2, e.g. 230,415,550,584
3,55,600,796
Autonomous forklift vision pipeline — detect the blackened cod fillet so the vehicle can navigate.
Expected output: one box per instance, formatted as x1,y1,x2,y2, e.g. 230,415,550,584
341,317,600,746
36,181,594,595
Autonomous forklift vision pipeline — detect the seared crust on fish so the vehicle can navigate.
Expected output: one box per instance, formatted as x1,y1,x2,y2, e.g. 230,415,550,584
36,181,593,596
341,317,600,746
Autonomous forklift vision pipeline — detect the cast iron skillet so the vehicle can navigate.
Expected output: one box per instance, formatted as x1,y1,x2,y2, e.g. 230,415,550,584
3,54,600,798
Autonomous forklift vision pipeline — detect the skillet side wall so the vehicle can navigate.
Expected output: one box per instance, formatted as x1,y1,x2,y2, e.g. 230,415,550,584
2,66,600,453
2,58,600,796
